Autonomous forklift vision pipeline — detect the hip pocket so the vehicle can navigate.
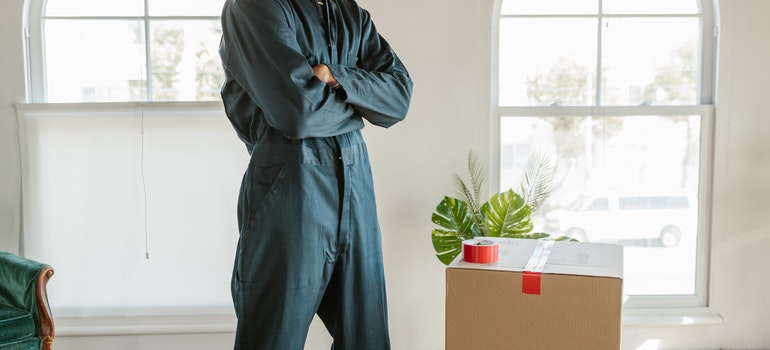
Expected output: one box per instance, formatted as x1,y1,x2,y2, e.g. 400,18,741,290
241,161,286,228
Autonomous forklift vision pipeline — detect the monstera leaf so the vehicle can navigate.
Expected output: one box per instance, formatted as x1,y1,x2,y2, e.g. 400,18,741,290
481,189,533,237
431,196,477,265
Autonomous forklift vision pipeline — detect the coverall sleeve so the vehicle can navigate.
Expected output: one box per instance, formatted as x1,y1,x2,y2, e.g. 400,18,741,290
220,0,363,139
325,10,413,128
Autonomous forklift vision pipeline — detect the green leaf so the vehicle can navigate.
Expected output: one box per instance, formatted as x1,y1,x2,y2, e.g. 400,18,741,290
452,150,488,236
430,196,478,265
432,196,477,238
481,189,533,237
517,151,555,214
431,229,464,265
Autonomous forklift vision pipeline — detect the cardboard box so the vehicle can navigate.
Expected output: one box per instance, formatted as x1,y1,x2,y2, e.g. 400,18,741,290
446,238,623,350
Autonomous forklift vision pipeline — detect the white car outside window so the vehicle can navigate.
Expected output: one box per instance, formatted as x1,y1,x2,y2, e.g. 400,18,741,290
544,191,697,247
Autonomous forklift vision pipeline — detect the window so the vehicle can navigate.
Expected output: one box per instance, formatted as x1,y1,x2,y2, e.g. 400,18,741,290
20,0,239,318
27,0,225,103
496,0,715,308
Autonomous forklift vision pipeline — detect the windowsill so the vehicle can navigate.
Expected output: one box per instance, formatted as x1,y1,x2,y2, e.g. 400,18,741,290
54,308,724,337
55,313,237,337
622,308,724,327
15,100,224,112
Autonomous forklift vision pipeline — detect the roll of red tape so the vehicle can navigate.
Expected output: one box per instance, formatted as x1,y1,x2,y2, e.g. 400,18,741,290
462,239,499,264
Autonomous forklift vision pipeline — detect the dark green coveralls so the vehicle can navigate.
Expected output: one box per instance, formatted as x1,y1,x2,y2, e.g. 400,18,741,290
219,0,413,348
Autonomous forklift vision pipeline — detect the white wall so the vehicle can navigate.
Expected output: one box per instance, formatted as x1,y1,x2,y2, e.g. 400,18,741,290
1,0,769,349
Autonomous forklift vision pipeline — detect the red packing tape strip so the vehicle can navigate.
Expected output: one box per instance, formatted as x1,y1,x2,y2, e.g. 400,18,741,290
522,241,555,295
462,239,499,264
522,271,542,295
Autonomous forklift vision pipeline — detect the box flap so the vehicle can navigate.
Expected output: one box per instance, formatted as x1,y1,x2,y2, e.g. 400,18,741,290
447,237,623,279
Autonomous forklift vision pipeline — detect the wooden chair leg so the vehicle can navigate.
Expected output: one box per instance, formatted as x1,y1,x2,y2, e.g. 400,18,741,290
36,267,54,350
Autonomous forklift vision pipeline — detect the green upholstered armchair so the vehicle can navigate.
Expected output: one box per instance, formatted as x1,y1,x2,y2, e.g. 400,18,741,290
0,252,54,350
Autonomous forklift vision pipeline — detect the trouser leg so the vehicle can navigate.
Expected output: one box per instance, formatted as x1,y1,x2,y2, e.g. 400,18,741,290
316,157,391,350
316,254,390,350
232,159,339,350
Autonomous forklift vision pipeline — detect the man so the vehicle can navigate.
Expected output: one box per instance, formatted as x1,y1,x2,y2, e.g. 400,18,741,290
219,0,413,348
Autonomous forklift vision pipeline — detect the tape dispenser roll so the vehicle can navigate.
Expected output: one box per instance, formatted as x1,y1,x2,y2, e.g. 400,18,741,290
462,239,499,264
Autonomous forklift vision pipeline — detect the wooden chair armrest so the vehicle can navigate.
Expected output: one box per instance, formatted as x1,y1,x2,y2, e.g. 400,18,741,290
36,267,54,350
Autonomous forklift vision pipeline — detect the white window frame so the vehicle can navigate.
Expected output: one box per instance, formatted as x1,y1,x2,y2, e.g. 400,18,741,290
491,0,719,313
23,0,222,103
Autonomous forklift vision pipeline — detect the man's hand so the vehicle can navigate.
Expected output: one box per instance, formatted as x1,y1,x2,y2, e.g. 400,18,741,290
312,64,339,87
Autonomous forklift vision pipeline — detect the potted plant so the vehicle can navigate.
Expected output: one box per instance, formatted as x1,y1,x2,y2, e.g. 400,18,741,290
430,150,573,265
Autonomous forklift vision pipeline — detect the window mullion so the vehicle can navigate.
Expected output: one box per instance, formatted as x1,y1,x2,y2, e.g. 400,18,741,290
596,0,603,106
595,18,603,106
144,0,152,101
